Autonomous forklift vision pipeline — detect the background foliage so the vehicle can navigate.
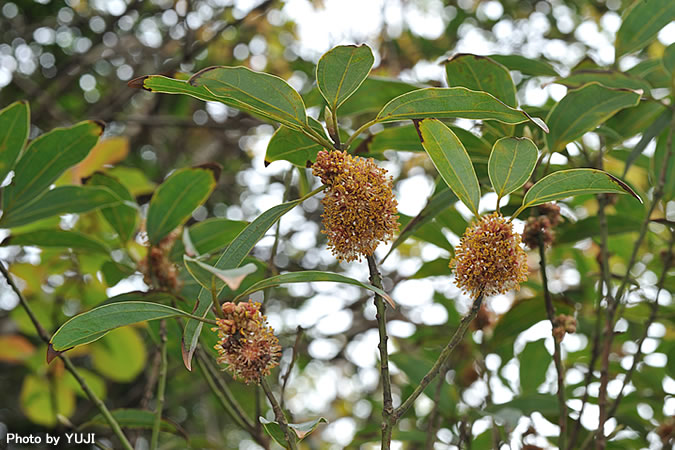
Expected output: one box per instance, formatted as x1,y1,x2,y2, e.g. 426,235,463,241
0,0,674,449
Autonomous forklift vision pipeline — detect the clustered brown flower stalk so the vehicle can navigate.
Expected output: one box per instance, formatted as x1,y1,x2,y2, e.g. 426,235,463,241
312,150,399,262
212,301,281,384
451,212,528,298
552,314,577,342
139,228,182,291
522,203,562,249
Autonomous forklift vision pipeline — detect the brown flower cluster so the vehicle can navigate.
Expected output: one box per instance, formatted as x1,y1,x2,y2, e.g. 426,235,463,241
552,314,577,342
451,212,528,298
522,203,562,249
139,228,181,291
212,301,281,384
312,150,399,262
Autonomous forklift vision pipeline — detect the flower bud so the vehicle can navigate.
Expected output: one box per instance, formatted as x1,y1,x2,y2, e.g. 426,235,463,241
312,150,399,262
451,212,528,298
212,301,281,384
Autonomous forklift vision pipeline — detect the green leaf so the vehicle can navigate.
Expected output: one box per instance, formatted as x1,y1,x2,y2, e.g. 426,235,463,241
132,74,224,103
146,167,217,246
2,120,104,213
170,218,248,260
615,0,675,57
488,137,539,199
0,100,30,183
445,53,517,107
184,256,257,291
376,87,548,132
0,185,121,228
521,169,641,212
4,229,109,254
519,339,550,394
485,394,559,419
414,119,481,216
181,190,321,370
49,301,200,354
316,44,374,111
265,117,325,167
545,82,641,153
555,70,652,92
260,416,327,445
556,214,644,244
233,270,396,308
487,54,558,77
80,409,187,439
87,172,137,242
652,127,675,201
101,261,135,286
189,66,308,130
21,374,75,426
663,43,675,74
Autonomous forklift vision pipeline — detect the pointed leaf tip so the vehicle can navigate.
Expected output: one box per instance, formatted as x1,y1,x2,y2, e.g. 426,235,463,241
46,343,62,364
127,76,150,90
181,340,193,371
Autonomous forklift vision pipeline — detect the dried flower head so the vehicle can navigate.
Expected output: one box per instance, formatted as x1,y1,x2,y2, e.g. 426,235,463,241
312,150,399,262
522,203,562,249
212,301,281,384
451,212,528,298
139,228,182,291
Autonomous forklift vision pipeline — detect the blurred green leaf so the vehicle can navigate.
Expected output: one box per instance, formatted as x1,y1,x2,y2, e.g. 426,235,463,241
90,326,146,383
87,172,137,242
316,44,374,110
488,137,538,199
0,185,121,228
615,0,675,57
146,167,217,246
260,417,326,446
545,83,641,153
556,214,643,244
2,120,103,213
487,54,558,77
4,229,109,254
20,374,75,426
81,409,187,439
415,119,481,216
555,70,652,92
383,186,457,261
0,100,29,183
445,53,517,107
519,339,550,394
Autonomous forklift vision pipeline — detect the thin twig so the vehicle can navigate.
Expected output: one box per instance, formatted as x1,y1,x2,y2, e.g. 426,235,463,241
538,235,567,449
280,326,303,411
150,320,168,450
260,378,297,450
0,263,134,450
395,293,484,420
607,232,674,419
366,255,394,449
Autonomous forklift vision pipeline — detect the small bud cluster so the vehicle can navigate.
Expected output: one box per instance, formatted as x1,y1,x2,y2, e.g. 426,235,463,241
451,212,528,298
212,301,281,384
522,203,562,249
139,228,181,291
552,314,577,342
312,150,399,262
